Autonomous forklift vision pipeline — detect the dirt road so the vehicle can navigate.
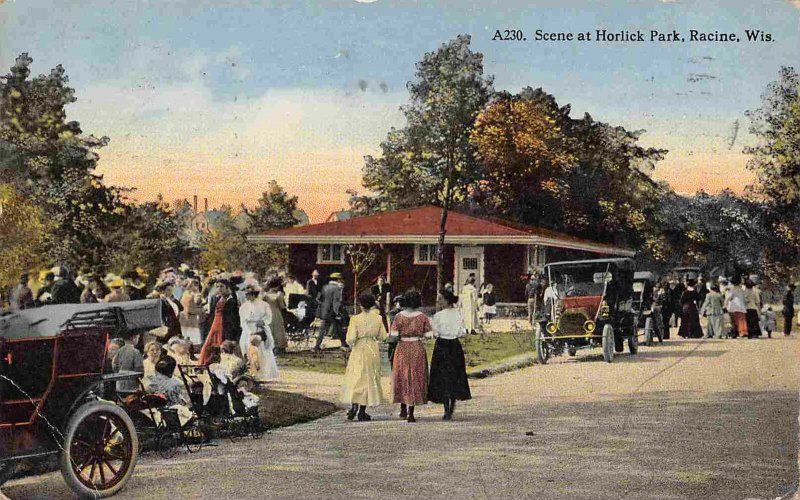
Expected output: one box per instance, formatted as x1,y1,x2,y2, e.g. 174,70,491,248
5,336,799,499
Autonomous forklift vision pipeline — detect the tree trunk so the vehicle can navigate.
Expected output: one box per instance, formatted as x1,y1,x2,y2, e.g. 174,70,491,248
436,206,448,296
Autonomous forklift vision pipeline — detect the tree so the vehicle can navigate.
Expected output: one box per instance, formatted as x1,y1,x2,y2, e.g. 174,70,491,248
745,66,800,207
196,208,248,272
0,184,50,285
102,202,187,279
0,53,126,271
359,35,493,293
345,244,379,307
248,180,300,230
744,66,800,278
470,87,667,250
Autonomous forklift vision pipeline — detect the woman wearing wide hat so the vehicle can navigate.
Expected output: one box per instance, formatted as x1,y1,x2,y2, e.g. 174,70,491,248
428,290,471,420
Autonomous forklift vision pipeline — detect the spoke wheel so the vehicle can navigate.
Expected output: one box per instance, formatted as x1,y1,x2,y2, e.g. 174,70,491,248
628,328,639,354
158,433,178,459
534,324,550,365
61,401,138,498
644,317,654,346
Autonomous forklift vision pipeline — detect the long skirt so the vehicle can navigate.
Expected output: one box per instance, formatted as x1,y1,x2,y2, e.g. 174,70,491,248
746,309,762,338
428,339,471,403
733,312,748,337
678,304,703,338
705,314,724,339
341,340,384,406
391,341,428,405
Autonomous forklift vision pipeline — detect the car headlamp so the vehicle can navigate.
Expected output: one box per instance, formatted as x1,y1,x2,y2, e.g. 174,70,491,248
583,320,596,333
545,322,558,334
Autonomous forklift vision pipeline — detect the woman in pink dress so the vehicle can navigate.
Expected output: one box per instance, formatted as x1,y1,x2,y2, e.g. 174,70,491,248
199,298,226,365
390,290,433,423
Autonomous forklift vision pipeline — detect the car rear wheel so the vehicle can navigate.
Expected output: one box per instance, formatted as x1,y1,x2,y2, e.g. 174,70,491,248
535,325,549,365
602,325,614,363
644,317,654,346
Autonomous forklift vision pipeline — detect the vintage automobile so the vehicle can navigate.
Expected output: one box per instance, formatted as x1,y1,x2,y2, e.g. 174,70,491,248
0,300,163,498
670,266,702,282
535,258,639,364
633,271,663,345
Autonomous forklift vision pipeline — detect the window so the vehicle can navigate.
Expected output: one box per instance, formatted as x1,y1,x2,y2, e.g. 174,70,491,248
462,257,479,270
415,244,438,264
317,244,344,264
526,245,546,271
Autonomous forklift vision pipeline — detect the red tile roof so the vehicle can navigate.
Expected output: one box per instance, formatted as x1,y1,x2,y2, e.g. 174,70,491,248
247,205,634,256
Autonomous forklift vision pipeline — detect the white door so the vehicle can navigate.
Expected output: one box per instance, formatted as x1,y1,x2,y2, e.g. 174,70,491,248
454,246,484,294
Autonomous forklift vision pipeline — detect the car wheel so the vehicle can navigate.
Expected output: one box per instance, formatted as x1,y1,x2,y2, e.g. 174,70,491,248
644,318,654,346
60,400,138,498
628,329,639,354
567,344,577,357
602,325,614,363
535,325,549,365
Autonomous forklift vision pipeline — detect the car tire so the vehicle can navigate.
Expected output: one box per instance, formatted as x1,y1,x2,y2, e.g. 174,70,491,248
644,317,654,346
535,325,549,365
628,329,639,354
60,400,138,498
602,324,614,363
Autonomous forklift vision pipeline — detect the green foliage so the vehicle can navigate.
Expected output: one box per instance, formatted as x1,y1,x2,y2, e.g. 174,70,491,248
247,180,299,230
0,53,126,273
102,201,187,279
0,184,50,284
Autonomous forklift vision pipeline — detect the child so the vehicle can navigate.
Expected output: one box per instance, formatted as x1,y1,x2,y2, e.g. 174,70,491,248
247,336,262,377
763,306,777,339
482,284,497,325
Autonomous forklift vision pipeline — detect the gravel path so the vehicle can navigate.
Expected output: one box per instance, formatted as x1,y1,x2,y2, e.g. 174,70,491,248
5,336,799,499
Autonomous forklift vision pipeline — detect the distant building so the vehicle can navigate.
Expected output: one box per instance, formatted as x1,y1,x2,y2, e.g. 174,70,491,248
325,210,353,223
293,209,310,227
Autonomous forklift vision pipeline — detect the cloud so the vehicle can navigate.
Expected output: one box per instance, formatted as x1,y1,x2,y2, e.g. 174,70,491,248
788,0,800,9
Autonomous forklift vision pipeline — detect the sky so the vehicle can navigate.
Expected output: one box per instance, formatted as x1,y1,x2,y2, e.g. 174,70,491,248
1,0,799,222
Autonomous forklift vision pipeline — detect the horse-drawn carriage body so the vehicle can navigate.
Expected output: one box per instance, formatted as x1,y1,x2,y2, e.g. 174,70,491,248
535,258,639,363
0,300,163,498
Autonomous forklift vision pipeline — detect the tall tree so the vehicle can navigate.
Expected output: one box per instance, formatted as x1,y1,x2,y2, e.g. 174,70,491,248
0,53,126,271
0,184,50,285
360,35,493,292
744,66,800,278
248,180,300,230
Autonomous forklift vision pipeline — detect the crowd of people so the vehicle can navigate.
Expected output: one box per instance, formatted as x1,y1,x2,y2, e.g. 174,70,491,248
653,274,795,340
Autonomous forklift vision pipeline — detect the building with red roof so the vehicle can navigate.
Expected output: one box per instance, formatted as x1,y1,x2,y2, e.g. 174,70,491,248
247,206,634,304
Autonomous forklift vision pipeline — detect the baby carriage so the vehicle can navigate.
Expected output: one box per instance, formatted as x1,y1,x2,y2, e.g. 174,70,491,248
177,364,264,441
121,389,205,459
284,293,318,345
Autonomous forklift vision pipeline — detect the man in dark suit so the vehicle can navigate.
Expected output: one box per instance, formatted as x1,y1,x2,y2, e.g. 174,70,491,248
305,269,322,319
371,275,392,329
51,267,82,304
314,272,347,351
784,284,795,336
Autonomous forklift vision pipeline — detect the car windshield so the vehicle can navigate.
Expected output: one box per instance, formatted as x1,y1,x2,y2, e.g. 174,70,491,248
547,263,612,297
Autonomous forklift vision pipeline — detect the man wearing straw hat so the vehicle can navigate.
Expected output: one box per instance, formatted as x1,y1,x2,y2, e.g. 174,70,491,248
104,274,130,302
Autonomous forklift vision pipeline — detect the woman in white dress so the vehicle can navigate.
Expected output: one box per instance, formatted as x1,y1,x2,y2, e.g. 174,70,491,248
459,277,480,334
239,286,279,381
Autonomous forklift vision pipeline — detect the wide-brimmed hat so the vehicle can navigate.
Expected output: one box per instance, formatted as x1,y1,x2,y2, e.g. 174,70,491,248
105,274,124,289
329,272,343,280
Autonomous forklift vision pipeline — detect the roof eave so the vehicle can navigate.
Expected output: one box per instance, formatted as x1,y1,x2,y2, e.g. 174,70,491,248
246,234,635,257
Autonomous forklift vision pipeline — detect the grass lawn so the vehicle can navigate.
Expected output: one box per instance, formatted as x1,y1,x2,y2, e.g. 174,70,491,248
253,387,338,428
277,329,536,376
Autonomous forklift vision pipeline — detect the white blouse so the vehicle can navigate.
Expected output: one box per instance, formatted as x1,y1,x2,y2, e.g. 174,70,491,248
432,308,466,340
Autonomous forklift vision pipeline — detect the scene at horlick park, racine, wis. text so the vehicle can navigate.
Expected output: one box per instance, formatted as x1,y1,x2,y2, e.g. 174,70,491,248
1,1,800,499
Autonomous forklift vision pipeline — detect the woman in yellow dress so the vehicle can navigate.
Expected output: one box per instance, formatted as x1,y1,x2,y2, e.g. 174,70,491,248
341,293,388,421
